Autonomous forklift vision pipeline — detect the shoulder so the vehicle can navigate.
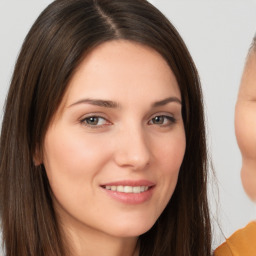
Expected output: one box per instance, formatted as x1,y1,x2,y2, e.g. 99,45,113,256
214,242,232,256
215,222,256,256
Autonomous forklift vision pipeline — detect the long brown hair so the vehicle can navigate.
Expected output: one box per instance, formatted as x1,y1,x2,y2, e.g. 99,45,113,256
0,0,212,255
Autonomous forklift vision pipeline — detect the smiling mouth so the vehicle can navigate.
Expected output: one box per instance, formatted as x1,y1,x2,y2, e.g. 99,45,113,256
100,182,155,204
102,185,150,193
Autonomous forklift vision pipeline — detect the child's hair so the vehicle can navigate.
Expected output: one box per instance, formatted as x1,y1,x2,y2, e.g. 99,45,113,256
248,33,256,53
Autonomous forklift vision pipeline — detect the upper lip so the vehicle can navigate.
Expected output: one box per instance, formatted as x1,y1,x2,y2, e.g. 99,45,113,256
100,180,155,187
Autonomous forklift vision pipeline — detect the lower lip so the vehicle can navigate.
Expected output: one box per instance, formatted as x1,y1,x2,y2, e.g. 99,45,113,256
101,187,154,204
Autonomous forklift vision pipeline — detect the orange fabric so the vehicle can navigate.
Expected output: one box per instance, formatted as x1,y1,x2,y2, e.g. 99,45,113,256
215,222,256,256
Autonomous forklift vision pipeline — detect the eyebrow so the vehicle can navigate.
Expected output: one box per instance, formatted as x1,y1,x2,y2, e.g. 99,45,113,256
68,98,119,108
68,96,182,109
152,97,182,107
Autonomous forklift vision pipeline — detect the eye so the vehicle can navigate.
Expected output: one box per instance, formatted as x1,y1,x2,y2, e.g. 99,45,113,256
149,115,176,126
80,116,110,127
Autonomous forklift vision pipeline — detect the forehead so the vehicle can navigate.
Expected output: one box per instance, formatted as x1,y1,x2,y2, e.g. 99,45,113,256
56,40,181,115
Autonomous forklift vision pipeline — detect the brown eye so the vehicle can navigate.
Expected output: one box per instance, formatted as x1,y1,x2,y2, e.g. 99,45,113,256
81,116,109,127
152,116,164,124
149,115,176,126
86,117,100,125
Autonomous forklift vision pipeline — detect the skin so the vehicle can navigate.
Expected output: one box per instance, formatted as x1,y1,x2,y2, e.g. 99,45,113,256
235,49,256,202
41,40,186,256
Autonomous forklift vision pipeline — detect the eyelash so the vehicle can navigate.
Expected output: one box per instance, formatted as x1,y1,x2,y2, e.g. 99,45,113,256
80,114,176,129
80,116,111,128
148,115,176,126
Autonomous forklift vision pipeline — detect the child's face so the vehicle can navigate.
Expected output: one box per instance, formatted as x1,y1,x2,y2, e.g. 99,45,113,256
236,51,256,202
41,40,186,240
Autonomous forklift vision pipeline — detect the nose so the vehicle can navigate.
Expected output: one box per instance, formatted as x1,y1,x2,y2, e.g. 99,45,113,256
113,125,151,171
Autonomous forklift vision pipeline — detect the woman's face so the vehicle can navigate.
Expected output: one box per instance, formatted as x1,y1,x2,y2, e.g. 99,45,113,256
42,40,186,239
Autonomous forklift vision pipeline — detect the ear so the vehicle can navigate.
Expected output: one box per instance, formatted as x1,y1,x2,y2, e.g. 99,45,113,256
33,145,43,166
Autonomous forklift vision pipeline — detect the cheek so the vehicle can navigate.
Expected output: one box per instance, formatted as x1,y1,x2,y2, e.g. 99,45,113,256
235,102,256,160
42,130,113,220
42,129,111,194
156,130,186,173
44,130,105,169
153,130,186,202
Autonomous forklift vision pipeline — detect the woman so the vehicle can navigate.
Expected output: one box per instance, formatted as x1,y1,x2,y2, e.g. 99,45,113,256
0,0,212,255
215,35,256,256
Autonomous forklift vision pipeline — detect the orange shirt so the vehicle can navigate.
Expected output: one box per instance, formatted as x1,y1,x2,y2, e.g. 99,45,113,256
215,222,256,256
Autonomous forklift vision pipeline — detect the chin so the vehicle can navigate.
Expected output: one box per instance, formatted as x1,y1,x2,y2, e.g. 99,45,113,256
241,165,256,202
108,218,156,238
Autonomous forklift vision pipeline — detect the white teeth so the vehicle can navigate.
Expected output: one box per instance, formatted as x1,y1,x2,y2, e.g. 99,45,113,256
105,185,149,193
133,186,140,193
124,186,133,193
117,185,124,192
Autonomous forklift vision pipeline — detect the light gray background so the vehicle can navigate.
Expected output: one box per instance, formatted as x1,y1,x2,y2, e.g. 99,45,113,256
1,0,256,248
